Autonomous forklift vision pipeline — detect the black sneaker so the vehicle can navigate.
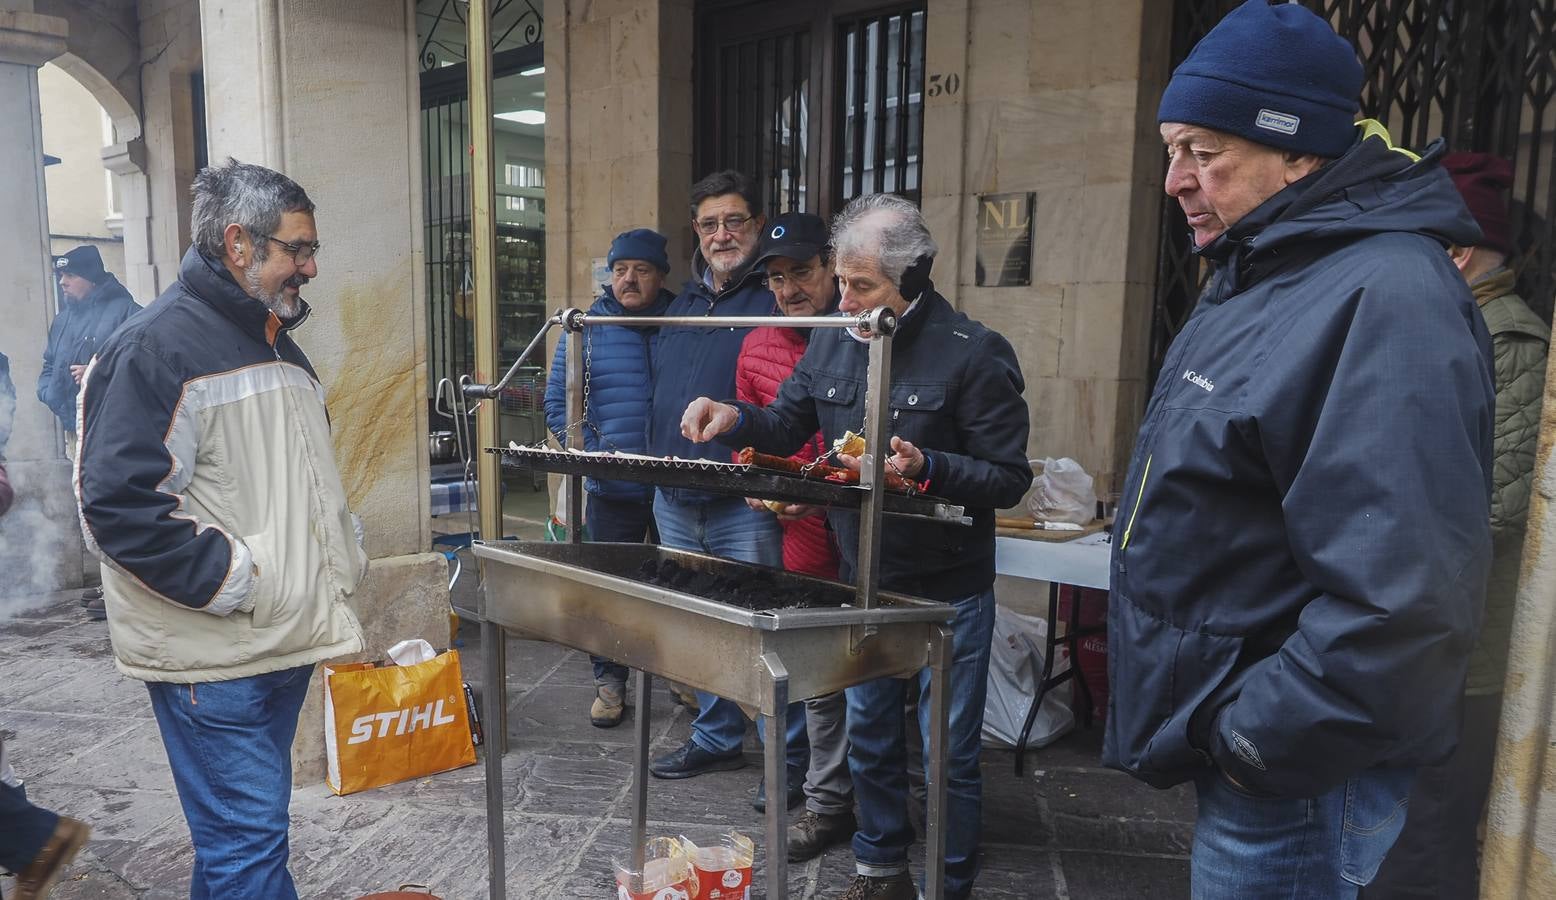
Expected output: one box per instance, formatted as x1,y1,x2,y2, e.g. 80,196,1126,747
648,739,745,780
788,808,857,862
78,586,103,608
752,764,806,813
83,597,107,621
834,872,916,900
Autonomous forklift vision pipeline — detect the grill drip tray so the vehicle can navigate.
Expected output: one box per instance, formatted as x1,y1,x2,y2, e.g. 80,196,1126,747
473,540,953,708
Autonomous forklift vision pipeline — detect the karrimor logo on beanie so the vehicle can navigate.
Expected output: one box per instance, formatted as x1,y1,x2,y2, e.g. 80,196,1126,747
1255,109,1300,136
1158,0,1364,158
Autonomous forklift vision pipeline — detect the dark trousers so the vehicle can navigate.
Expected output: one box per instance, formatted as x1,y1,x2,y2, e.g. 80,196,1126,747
1364,692,1503,900
0,778,60,873
585,494,656,685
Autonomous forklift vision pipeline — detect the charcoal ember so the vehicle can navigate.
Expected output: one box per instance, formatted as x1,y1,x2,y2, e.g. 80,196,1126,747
632,559,844,611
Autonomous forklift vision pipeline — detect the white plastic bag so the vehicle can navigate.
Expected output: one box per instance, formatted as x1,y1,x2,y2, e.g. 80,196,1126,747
982,606,1074,749
1028,457,1096,525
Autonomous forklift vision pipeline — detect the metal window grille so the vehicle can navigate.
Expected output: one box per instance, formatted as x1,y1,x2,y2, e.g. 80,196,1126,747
1152,0,1556,383
836,8,925,204
695,1,926,215
708,27,814,214
421,93,474,394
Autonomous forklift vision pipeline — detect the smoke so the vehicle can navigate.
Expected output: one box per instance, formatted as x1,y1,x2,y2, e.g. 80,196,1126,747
0,467,87,623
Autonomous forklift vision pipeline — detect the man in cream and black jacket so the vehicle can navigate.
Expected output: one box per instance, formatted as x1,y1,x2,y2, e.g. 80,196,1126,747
75,159,365,900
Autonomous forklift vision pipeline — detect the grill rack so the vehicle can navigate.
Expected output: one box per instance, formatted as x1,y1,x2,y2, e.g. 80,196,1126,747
492,445,971,524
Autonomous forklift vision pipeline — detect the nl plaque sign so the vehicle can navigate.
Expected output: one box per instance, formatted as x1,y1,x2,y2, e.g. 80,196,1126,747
975,192,1035,287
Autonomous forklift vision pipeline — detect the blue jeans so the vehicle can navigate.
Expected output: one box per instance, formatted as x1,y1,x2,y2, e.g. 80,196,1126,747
653,492,806,768
849,587,995,900
585,494,657,686
0,779,58,873
146,665,315,900
1192,765,1415,899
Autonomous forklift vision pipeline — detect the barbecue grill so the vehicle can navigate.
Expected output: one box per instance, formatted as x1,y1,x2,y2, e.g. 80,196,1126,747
460,304,963,899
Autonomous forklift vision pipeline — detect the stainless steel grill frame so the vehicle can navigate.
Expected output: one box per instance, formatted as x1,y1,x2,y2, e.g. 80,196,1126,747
470,304,961,899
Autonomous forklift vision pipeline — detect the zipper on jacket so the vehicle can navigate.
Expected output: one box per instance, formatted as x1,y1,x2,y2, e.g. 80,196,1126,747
1120,454,1151,551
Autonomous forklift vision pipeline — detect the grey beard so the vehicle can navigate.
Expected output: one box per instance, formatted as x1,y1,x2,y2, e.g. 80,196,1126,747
243,260,300,319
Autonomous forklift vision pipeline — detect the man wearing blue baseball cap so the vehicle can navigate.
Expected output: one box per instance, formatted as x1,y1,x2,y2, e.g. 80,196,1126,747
1106,2,1495,896
542,228,674,728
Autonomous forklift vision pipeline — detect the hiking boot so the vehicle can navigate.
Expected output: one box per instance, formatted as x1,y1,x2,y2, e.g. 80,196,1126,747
649,739,745,779
668,682,700,712
589,682,626,728
13,815,91,900
83,597,107,622
833,872,916,900
788,808,857,862
77,587,102,608
751,765,806,813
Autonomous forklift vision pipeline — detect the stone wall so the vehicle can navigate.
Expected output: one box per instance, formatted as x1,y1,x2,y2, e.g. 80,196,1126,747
198,0,451,783
921,0,1169,494
543,0,695,315
136,0,202,299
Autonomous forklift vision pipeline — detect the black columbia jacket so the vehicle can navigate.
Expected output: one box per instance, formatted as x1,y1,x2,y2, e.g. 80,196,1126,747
1104,129,1495,798
37,274,139,431
723,287,1031,600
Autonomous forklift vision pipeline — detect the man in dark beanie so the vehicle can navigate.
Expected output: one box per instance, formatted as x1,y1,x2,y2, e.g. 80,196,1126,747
36,245,139,449
1366,153,1548,899
542,227,674,728
37,245,139,618
1106,1,1495,896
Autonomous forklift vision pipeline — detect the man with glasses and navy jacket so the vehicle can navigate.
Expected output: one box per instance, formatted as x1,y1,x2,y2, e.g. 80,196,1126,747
644,170,811,811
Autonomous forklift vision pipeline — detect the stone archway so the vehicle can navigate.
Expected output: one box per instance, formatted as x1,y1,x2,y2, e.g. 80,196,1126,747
33,0,157,303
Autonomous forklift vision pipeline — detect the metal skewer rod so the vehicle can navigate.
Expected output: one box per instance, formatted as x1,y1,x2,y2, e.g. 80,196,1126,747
462,312,561,400
568,311,891,330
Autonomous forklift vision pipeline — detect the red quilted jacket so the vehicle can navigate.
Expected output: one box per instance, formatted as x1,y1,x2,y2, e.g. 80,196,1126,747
736,325,840,579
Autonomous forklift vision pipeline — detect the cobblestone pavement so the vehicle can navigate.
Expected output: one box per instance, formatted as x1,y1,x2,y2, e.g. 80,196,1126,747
0,586,1193,899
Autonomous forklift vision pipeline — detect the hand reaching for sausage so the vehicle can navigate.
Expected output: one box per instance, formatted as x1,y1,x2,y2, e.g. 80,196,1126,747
835,435,927,480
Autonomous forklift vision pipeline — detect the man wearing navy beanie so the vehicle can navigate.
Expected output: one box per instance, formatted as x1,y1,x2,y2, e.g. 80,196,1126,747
542,227,674,728
1107,2,1496,897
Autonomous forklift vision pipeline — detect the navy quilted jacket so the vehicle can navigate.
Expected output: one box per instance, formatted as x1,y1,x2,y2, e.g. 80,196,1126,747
543,286,673,501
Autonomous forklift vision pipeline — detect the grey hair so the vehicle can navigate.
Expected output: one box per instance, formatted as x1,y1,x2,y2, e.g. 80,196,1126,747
190,158,315,259
829,193,938,288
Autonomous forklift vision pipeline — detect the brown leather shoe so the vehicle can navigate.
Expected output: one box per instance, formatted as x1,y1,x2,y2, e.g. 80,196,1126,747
14,815,91,900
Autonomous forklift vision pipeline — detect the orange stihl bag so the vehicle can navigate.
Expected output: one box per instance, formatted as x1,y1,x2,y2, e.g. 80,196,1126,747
323,650,477,795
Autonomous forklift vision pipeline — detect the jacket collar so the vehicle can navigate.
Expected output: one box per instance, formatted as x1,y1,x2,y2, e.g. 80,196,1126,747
76,274,128,307
1470,267,1517,307
834,282,945,346
689,248,767,302
179,246,311,347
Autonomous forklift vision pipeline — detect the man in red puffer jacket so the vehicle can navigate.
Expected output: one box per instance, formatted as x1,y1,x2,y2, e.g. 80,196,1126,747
736,212,857,861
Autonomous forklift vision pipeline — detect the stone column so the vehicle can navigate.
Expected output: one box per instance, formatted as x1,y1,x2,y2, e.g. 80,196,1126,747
102,138,158,305
543,0,695,312
198,0,450,783
0,10,82,599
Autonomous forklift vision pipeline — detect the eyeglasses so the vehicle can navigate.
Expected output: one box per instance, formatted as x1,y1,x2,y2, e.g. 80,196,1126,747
263,235,321,264
693,214,754,236
765,266,816,290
